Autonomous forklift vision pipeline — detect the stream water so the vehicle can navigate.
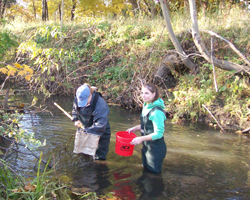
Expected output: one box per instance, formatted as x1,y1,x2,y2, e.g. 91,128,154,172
14,95,250,199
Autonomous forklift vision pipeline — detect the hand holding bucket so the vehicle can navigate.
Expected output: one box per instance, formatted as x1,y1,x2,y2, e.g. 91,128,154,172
115,131,137,156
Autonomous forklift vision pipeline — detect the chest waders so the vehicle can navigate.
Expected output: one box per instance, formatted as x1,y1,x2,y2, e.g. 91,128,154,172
141,107,167,173
77,92,111,160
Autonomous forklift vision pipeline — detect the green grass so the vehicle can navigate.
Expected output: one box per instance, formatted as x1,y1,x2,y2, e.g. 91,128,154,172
0,154,71,200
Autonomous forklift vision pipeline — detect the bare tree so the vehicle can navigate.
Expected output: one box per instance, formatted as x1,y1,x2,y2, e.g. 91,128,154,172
71,0,75,21
128,0,139,14
159,0,196,70
188,0,250,74
32,0,36,19
61,0,64,34
42,0,48,21
0,0,2,19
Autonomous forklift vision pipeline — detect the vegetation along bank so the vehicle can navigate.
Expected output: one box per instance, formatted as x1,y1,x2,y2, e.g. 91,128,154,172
1,2,250,135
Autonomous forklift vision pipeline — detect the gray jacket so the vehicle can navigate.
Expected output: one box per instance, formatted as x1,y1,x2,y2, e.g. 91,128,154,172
72,92,111,136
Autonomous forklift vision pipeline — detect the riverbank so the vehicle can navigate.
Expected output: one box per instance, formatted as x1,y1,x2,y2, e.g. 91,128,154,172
0,6,250,133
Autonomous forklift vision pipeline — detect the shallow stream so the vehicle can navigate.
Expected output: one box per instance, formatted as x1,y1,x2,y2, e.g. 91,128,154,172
15,95,250,199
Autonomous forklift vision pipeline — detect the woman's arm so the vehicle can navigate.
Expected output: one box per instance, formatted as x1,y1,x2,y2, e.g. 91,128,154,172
126,125,141,133
130,134,152,145
130,109,166,145
127,124,152,145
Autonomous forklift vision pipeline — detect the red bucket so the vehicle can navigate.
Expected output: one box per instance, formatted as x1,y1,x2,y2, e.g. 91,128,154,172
115,131,136,156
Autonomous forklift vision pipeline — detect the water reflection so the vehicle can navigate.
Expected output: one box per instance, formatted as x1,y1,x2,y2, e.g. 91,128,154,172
69,157,112,192
136,169,165,200
14,95,250,199
113,171,136,200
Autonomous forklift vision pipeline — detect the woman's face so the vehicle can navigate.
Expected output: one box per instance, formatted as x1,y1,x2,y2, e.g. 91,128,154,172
141,87,155,103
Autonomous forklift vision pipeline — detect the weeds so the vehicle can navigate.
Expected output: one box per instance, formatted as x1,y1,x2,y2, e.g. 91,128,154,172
0,153,71,200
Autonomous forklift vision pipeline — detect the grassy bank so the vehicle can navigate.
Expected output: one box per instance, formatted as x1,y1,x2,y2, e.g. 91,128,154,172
0,5,250,131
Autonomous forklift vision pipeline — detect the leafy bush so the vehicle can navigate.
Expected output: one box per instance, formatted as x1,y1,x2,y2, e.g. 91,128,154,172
0,29,18,60
0,111,45,150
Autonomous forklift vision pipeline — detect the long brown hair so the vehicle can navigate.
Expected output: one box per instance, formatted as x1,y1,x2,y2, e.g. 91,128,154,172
143,83,160,102
85,83,96,94
75,83,96,96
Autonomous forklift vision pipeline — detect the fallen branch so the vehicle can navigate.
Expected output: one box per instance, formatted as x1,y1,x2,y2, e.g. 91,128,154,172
200,29,250,67
240,127,250,133
188,0,250,74
202,104,225,132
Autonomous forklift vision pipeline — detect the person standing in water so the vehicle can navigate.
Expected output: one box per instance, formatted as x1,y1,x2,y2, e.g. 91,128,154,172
127,83,167,173
72,84,111,160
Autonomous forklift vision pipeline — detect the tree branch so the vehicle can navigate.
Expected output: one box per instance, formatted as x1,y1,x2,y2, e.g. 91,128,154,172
200,28,250,67
202,104,225,132
188,0,250,74
160,0,196,70
211,37,218,92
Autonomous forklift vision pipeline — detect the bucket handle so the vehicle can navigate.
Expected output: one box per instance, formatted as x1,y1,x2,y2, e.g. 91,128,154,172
116,138,135,144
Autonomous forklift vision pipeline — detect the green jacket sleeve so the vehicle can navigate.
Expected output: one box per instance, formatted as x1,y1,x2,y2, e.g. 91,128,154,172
149,109,166,140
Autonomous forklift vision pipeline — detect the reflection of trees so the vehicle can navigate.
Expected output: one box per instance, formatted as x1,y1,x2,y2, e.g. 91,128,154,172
136,169,165,199
70,161,112,192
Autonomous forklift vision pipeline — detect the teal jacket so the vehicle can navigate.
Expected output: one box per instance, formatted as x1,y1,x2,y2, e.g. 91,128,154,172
141,98,166,140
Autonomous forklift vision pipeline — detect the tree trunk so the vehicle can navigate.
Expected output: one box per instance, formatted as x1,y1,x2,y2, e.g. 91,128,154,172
32,0,36,19
71,0,75,21
42,0,48,21
159,0,196,70
128,0,139,15
59,4,61,21
61,0,64,33
150,0,157,18
46,0,48,20
42,0,45,21
188,0,250,73
1,0,7,18
0,0,2,19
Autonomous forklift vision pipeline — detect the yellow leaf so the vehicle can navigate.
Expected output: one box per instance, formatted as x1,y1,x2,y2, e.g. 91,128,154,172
23,64,34,75
32,96,38,105
25,75,31,81
13,63,23,69
17,70,26,76
8,70,15,76
6,65,13,70
7,65,17,76
9,132,13,137
0,68,8,74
